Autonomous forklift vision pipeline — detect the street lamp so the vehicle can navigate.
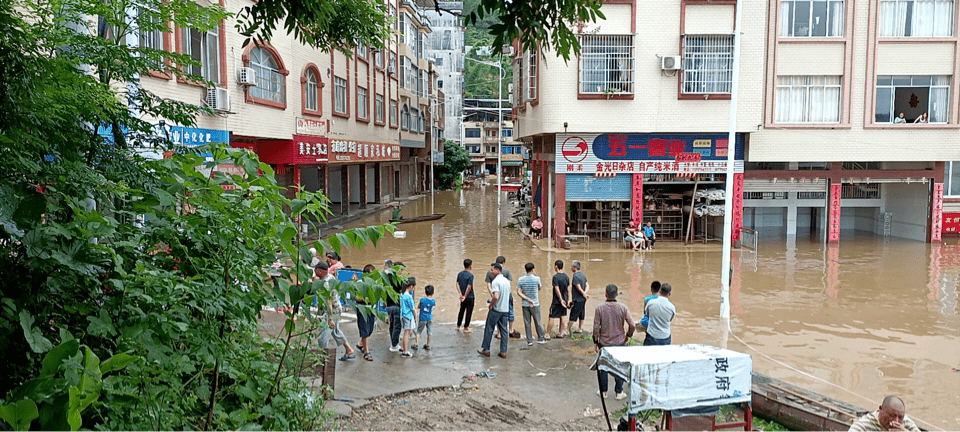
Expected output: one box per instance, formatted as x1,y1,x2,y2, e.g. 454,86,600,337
465,56,505,226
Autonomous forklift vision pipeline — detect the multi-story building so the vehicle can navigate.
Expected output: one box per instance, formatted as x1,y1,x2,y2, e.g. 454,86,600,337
135,0,443,225
422,2,465,145
515,0,960,246
463,99,523,179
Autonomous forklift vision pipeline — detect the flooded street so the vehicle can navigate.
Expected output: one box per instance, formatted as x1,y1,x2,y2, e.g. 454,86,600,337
335,187,960,430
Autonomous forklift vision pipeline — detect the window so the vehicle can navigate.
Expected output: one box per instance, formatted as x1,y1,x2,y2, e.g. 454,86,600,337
486,129,496,137
250,47,285,103
779,0,845,37
879,0,954,37
334,76,347,114
399,14,407,38
465,128,481,138
946,161,960,196
401,104,410,130
682,35,734,94
875,75,950,123
776,76,841,123
390,100,398,126
183,26,221,84
418,112,425,133
502,128,513,137
390,52,397,74
358,86,368,119
527,49,538,101
375,49,384,68
410,108,420,132
376,94,385,123
579,34,634,94
139,7,164,51
358,45,368,59
304,69,319,112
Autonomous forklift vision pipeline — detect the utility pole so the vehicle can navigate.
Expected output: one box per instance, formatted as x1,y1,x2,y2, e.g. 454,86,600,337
720,0,744,325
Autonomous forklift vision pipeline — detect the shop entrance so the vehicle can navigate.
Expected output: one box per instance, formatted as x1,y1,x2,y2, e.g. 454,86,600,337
643,174,728,242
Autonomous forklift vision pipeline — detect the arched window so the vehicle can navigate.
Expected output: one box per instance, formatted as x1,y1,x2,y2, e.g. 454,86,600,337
249,47,285,104
303,69,319,113
401,104,410,130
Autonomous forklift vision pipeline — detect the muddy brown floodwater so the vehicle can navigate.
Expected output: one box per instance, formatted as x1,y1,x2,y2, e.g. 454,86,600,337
333,187,960,430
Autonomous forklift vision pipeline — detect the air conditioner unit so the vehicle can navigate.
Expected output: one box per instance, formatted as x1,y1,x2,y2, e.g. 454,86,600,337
661,55,681,71
388,65,396,75
503,46,515,57
237,67,257,86
206,87,230,112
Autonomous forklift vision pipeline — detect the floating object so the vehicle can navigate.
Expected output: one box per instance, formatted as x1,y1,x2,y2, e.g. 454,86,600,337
391,213,446,224
393,231,407,238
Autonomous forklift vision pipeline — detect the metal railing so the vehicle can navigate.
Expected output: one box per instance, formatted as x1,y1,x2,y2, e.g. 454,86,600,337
744,192,788,200
841,183,881,199
797,191,826,199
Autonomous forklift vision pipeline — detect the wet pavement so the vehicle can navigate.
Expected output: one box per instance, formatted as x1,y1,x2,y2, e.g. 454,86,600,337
309,186,960,430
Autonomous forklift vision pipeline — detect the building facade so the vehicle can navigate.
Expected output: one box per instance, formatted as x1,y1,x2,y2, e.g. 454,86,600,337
422,2,465,145
463,99,523,180
515,0,960,246
136,0,444,226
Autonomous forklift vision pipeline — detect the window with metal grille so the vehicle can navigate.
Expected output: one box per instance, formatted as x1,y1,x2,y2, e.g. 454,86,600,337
775,76,841,123
184,26,222,85
682,35,733,94
376,94,385,123
527,49,537,101
334,77,347,113
358,86,368,119
304,69,319,111
779,0,845,37
250,47,284,103
579,34,634,94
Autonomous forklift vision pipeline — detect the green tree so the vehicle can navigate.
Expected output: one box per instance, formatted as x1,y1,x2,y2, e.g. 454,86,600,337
0,0,396,429
436,140,472,189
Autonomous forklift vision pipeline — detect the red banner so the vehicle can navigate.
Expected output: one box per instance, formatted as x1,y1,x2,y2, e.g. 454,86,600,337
931,183,944,242
829,184,841,242
328,139,401,163
732,173,744,244
255,135,328,165
943,212,960,236
631,174,643,226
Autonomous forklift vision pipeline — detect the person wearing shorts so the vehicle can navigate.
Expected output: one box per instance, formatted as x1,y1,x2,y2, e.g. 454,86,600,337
546,260,570,339
399,278,417,357
414,285,436,350
568,260,590,335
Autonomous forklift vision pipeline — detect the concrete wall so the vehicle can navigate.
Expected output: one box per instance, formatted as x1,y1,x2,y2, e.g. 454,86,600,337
884,183,930,241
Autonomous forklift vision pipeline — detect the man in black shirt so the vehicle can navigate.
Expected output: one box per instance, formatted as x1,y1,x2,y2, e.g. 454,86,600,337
546,260,570,339
456,259,475,333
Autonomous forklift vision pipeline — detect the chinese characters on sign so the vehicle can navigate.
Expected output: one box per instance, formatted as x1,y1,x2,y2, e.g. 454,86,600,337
591,134,742,161
169,126,230,147
943,212,960,235
329,139,401,163
555,133,744,175
932,183,943,242
293,135,328,163
829,184,842,242
295,117,327,136
631,174,643,225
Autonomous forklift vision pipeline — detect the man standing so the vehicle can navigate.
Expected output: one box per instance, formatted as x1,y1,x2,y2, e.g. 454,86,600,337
383,259,404,352
516,262,546,346
593,284,634,399
643,283,675,345
313,262,357,361
568,260,590,335
848,396,920,431
486,256,519,338
546,260,570,339
478,263,510,358
456,259,475,333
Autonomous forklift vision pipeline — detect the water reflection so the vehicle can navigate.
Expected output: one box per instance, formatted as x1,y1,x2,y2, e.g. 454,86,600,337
335,189,960,429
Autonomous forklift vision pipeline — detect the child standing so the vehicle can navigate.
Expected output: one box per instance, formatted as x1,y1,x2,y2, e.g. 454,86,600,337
414,285,436,350
399,278,417,357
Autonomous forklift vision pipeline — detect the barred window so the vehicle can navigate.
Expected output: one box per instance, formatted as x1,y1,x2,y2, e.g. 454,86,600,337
579,35,634,94
334,77,347,114
682,35,734,94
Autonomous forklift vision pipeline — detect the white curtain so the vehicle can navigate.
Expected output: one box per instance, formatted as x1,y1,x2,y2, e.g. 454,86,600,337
880,0,909,36
829,1,845,36
779,1,792,37
935,0,955,35
914,0,937,36
776,76,840,123
929,76,950,122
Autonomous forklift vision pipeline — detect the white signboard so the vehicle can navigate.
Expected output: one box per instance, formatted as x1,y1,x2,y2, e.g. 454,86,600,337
296,117,327,136
591,344,752,414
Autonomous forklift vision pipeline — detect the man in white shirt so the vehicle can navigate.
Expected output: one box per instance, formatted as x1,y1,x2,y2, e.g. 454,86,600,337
643,283,676,346
478,264,511,358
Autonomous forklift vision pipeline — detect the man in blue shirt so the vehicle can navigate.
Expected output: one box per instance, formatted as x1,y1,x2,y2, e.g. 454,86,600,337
643,222,657,250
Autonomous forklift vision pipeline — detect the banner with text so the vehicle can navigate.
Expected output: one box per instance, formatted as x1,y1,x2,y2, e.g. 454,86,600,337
329,139,401,163
555,133,744,175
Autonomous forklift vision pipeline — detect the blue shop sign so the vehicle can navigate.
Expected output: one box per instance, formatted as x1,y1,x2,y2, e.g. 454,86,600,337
591,133,744,161
97,124,229,147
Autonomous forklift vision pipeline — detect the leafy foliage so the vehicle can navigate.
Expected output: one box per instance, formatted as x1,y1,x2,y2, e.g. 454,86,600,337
435,140,472,189
463,0,606,62
0,0,397,429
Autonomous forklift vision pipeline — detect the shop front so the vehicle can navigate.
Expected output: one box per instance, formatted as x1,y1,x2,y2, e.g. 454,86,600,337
249,134,329,202
327,139,401,216
548,133,745,248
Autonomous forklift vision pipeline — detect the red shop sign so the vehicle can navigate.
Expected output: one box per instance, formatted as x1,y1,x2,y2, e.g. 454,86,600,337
943,212,960,236
255,135,328,165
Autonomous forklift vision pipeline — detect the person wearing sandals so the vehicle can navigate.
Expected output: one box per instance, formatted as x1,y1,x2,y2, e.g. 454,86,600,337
354,264,377,361
413,285,436,351
399,278,417,357
546,260,570,339
314,261,357,361
568,260,590,335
